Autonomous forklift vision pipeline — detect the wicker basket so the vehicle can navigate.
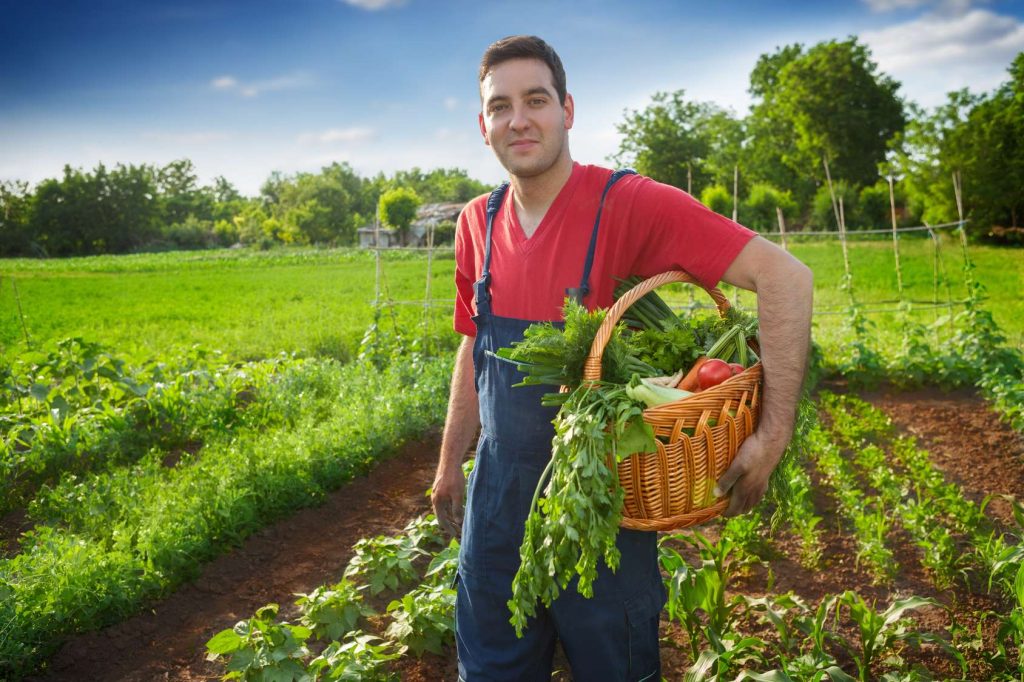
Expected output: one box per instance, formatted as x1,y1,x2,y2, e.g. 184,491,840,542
582,271,762,532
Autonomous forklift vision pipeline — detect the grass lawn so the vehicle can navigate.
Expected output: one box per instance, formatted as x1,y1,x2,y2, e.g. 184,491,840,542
1,235,1020,364
0,248,458,363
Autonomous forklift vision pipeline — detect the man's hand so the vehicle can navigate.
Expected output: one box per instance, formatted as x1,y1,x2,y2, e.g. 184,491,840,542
713,427,788,517
431,465,466,539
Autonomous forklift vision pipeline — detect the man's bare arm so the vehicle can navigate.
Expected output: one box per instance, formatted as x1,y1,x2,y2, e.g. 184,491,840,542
714,236,814,515
431,335,481,537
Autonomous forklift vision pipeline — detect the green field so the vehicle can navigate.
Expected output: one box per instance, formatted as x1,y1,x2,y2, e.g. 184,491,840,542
0,248,458,363
1,236,1020,364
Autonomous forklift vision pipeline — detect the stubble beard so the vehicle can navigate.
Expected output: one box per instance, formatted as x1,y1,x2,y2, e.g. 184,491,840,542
497,134,567,180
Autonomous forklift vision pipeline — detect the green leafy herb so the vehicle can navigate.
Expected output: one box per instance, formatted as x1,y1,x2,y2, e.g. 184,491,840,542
507,382,653,636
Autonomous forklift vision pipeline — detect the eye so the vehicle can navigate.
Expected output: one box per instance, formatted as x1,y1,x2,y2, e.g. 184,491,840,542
489,102,509,114
529,98,546,106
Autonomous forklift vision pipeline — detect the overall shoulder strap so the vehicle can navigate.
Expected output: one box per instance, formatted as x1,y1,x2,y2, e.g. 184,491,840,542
475,182,510,307
566,168,638,305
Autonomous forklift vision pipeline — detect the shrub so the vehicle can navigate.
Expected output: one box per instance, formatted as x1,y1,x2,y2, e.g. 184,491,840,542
700,185,732,218
742,183,797,232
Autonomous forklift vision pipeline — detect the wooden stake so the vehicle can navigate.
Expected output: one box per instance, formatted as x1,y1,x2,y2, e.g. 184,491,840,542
732,165,738,223
822,156,841,231
776,206,788,251
888,175,904,300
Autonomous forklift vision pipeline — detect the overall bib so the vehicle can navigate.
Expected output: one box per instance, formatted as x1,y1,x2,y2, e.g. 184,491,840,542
456,170,666,682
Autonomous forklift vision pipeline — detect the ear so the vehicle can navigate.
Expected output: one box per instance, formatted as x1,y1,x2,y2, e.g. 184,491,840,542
478,112,490,147
563,93,575,130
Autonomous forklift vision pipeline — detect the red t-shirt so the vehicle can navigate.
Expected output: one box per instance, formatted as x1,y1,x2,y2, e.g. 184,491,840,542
454,163,757,336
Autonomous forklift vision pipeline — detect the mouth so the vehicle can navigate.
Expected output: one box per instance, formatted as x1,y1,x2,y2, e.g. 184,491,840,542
509,139,539,149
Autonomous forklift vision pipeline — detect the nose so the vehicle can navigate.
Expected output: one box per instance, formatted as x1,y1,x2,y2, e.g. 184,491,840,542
508,104,530,132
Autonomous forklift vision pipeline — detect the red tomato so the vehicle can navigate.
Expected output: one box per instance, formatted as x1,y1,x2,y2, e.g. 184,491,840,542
697,359,733,390
728,363,745,375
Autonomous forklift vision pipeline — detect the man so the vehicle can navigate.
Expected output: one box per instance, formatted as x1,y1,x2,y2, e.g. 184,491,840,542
431,35,813,681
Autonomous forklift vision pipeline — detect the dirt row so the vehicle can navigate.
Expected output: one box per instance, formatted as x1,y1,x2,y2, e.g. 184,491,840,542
28,385,1024,681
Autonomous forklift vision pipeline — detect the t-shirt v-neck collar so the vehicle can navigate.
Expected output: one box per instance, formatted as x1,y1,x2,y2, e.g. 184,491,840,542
504,163,583,256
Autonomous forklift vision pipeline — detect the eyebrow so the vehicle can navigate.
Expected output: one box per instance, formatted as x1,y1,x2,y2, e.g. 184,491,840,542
485,86,555,108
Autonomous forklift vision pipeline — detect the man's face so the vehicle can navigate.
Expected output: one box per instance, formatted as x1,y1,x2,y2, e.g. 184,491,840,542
478,58,574,179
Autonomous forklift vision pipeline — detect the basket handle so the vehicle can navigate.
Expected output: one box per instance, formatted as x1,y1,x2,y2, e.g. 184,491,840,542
582,271,732,383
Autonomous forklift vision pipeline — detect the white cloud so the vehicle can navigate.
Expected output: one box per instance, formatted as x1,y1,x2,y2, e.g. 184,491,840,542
864,0,981,13
297,127,376,145
864,6,1024,74
211,76,238,90
209,72,313,97
443,97,459,111
338,0,406,10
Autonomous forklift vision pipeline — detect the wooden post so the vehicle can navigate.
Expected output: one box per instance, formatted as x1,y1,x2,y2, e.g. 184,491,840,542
373,212,382,307
776,206,788,251
732,165,738,223
952,170,975,297
822,156,841,231
888,175,904,300
424,219,435,348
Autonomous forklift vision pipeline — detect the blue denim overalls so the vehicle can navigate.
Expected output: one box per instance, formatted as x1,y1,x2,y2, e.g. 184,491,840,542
456,170,667,682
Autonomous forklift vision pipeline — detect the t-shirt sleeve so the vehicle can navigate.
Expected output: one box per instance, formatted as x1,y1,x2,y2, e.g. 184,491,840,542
453,207,477,337
631,178,757,290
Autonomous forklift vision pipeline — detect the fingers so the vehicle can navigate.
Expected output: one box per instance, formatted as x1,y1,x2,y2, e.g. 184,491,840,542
432,489,464,540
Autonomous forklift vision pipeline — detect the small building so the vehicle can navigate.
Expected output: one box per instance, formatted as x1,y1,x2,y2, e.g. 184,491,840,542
359,201,464,248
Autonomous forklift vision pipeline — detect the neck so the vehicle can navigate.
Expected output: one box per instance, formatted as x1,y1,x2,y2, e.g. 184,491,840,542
509,153,574,217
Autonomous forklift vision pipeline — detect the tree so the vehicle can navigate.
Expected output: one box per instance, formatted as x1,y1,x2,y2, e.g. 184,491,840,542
0,180,32,256
28,163,161,256
157,159,212,225
378,187,422,245
746,38,906,204
612,91,741,194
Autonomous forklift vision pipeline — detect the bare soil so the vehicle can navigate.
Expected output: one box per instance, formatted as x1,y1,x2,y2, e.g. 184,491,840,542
28,385,1024,681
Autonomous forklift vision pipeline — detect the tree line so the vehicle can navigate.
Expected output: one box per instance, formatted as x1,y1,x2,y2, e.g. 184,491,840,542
612,38,1023,242
0,161,489,257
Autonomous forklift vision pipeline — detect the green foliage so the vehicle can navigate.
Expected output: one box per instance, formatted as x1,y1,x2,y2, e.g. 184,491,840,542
204,604,312,682
810,180,857,230
305,632,401,682
509,381,650,635
384,583,456,656
0,180,33,257
343,533,429,596
612,90,743,193
0,247,460,365
0,352,453,678
893,54,1024,240
700,184,732,217
748,38,905,201
295,580,374,642
742,183,797,232
0,338,273,517
377,187,422,244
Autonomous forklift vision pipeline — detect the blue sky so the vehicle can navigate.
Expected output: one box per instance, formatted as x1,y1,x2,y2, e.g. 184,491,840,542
2,0,1022,195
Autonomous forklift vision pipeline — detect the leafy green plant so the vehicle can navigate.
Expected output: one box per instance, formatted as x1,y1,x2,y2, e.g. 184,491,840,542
991,562,1024,676
659,532,750,669
384,582,456,656
295,579,374,642
305,632,401,682
344,533,428,596
831,591,963,681
205,604,311,682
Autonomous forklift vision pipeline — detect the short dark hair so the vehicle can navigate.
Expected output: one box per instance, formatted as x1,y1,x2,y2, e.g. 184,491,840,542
479,35,566,105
